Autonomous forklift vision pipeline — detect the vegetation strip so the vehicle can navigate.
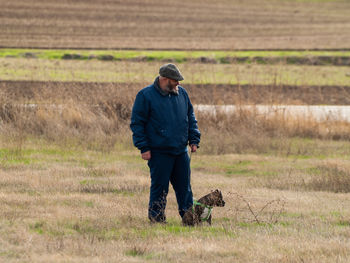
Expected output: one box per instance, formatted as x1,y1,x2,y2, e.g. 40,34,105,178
2,81,350,105
1,58,350,86
1,49,350,65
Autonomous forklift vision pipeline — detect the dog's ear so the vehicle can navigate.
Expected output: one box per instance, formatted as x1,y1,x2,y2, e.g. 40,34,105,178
214,189,220,193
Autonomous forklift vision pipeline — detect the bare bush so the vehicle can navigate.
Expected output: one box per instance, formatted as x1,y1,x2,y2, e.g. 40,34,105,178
227,192,286,224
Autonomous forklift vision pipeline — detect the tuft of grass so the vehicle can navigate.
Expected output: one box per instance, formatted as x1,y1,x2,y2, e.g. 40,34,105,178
260,163,350,193
125,246,149,258
335,220,350,227
132,223,237,239
84,201,94,208
225,160,254,176
306,164,350,193
29,221,45,235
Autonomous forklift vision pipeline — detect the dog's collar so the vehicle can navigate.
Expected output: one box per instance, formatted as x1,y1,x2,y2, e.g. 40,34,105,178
192,199,213,222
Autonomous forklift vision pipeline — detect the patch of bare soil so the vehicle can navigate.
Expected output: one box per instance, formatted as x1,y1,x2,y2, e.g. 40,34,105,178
0,0,350,50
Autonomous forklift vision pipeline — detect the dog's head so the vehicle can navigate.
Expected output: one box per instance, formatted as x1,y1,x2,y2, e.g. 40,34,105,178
211,189,225,207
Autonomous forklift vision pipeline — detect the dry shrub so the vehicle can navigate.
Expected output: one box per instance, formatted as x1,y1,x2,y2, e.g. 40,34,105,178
198,106,350,155
1,82,350,154
0,82,135,151
0,103,18,123
259,163,350,193
307,164,350,193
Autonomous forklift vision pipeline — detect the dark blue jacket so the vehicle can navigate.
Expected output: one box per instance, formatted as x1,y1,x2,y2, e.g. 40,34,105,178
130,77,201,155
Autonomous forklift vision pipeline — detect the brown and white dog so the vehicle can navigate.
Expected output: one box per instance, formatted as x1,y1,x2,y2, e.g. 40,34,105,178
182,189,225,226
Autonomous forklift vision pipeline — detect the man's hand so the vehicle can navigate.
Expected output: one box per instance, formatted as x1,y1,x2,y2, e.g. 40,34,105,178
141,151,151,160
190,145,197,152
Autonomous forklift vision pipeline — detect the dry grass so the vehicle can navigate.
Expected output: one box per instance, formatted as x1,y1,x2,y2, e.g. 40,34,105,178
259,162,350,193
1,139,350,262
1,82,350,261
1,80,350,156
1,0,350,50
0,81,134,151
3,80,350,105
307,164,350,192
198,109,350,155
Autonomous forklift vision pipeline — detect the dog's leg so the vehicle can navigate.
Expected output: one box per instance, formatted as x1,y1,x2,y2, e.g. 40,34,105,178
207,214,212,225
182,211,195,226
193,214,200,226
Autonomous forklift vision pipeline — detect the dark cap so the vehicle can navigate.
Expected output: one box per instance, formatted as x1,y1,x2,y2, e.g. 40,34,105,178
159,63,184,81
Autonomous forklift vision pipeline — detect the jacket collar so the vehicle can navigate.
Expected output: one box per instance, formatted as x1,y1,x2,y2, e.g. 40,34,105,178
153,76,179,96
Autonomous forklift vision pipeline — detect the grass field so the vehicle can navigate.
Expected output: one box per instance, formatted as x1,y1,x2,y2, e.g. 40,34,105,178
2,53,350,261
1,0,350,50
2,0,350,261
1,137,350,262
1,57,350,86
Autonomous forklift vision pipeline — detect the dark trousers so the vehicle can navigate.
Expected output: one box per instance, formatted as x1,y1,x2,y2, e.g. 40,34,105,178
147,151,193,222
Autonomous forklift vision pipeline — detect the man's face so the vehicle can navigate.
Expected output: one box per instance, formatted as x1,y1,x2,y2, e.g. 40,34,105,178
165,78,179,92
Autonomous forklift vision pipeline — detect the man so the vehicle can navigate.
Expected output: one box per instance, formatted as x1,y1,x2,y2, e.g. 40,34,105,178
130,63,201,223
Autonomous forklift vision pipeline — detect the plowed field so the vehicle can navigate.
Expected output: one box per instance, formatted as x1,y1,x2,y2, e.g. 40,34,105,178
1,0,350,50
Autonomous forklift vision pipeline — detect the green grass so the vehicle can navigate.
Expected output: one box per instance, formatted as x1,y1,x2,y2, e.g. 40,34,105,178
334,220,350,227
1,137,349,172
1,48,350,63
29,221,45,235
27,218,236,241
1,57,350,86
125,247,152,258
0,145,85,167
84,201,94,208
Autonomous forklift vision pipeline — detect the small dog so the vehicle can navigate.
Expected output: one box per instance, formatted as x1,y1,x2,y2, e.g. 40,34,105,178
182,189,225,226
